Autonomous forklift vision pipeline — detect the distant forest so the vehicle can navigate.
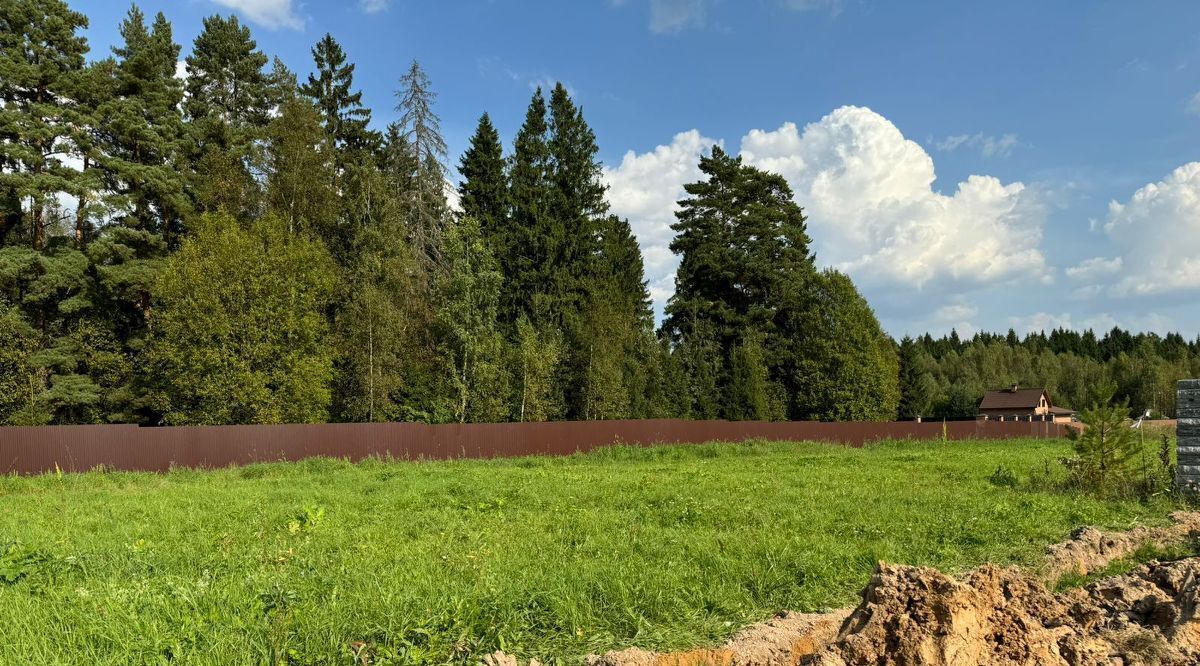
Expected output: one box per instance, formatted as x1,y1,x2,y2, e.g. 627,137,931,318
900,328,1198,420
0,2,1192,427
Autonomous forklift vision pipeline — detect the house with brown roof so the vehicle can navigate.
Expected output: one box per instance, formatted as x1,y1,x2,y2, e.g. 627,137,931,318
977,385,1076,423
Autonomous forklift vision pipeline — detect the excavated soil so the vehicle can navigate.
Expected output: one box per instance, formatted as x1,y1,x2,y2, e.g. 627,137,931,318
1042,511,1200,582
485,512,1200,666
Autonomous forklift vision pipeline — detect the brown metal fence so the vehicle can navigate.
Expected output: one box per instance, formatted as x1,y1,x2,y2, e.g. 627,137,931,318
0,419,1065,476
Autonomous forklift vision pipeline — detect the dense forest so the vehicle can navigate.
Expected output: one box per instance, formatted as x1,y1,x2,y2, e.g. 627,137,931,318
0,2,1193,427
900,329,1200,420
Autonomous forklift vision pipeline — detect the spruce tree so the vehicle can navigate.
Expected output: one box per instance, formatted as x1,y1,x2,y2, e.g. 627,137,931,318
546,82,607,318
457,113,508,245
897,335,935,420
504,88,551,323
299,33,374,157
393,60,448,272
0,0,91,250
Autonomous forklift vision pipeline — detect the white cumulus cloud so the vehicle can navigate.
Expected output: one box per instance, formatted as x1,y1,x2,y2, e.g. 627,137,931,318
1101,162,1200,296
740,106,1046,289
360,0,389,14
605,106,1048,317
604,130,719,306
208,0,304,30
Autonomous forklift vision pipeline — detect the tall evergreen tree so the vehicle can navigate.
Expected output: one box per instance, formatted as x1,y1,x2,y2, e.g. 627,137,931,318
0,0,91,250
85,9,186,409
393,60,448,271
897,335,936,420
95,6,187,244
545,82,607,321
504,88,551,323
299,33,374,157
182,14,270,215
664,146,815,419
457,113,508,244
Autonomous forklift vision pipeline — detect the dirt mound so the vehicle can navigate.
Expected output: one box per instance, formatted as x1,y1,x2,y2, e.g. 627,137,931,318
810,559,1200,665
581,561,1200,666
490,513,1200,666
1041,511,1200,581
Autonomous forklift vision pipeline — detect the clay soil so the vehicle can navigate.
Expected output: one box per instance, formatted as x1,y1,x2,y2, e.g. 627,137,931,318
487,512,1200,666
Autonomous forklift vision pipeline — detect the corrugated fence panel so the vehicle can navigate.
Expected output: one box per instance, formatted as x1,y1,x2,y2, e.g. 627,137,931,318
0,419,1068,476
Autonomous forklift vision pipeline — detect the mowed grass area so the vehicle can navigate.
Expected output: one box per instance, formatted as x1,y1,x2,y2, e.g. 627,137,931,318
0,438,1177,665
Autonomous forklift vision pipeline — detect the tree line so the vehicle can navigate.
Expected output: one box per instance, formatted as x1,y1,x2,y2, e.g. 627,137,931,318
899,328,1200,420
0,0,901,426
8,2,1184,429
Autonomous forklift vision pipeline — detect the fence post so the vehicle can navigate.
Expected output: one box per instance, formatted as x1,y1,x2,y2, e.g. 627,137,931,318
1177,379,1200,494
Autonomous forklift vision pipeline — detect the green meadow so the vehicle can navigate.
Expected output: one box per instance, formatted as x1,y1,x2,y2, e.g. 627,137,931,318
0,439,1175,665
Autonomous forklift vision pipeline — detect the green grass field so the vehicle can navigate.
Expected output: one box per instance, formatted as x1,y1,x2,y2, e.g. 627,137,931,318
0,438,1177,665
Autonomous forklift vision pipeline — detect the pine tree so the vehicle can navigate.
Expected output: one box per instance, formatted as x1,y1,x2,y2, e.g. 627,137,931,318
663,146,814,418
95,7,187,244
183,14,271,215
85,9,185,395
0,241,108,424
0,0,91,250
457,113,508,244
393,60,448,271
1068,391,1141,494
299,33,374,157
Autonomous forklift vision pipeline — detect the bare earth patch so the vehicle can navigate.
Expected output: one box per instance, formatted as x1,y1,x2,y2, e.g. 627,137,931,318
491,512,1200,665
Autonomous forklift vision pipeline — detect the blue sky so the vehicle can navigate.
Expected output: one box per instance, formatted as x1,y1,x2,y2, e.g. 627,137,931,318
73,0,1200,338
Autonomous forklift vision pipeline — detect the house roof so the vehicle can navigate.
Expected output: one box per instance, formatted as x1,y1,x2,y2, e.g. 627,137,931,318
1048,406,1076,415
978,388,1050,410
